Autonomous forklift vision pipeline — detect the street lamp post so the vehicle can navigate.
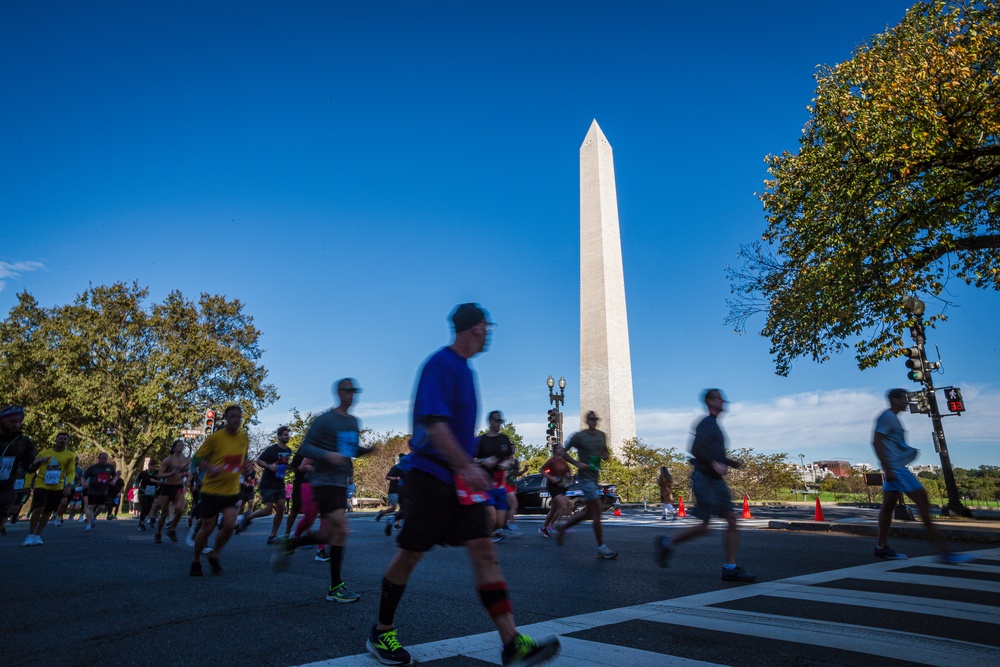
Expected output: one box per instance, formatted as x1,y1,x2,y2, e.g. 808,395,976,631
546,375,566,445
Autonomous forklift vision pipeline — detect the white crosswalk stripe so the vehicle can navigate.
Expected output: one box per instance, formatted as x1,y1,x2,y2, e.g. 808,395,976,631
293,547,1000,667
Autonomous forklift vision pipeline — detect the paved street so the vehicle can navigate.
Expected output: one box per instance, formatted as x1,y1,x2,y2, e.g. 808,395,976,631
5,509,999,667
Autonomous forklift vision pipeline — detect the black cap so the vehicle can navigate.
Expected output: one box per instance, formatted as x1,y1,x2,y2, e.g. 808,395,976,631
450,303,489,333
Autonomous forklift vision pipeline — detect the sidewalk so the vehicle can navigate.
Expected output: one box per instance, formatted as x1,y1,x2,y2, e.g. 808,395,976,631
768,515,1000,543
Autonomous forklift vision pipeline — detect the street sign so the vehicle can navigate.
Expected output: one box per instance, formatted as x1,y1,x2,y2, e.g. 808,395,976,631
180,429,204,438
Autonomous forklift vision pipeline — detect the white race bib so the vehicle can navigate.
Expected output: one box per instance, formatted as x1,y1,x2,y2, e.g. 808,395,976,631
13,478,24,490
0,456,13,481
44,468,62,485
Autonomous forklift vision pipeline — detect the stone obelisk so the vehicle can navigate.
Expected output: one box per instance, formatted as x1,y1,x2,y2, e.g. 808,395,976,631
579,119,635,453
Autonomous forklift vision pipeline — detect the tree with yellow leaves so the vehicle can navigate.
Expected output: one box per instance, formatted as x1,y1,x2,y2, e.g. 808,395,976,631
728,0,999,376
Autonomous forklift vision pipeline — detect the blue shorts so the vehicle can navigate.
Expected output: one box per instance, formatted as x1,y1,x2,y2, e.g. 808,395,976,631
690,471,734,520
883,467,923,494
487,486,508,511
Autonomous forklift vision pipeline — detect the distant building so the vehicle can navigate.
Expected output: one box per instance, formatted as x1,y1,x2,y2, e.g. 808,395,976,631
815,460,852,478
908,464,941,475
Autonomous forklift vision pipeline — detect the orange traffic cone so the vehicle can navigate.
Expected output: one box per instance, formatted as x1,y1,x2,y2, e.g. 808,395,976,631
676,496,687,517
741,495,753,519
613,505,621,516
814,496,825,521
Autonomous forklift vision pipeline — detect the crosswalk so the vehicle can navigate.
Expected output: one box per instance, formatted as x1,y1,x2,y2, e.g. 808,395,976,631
295,547,1000,666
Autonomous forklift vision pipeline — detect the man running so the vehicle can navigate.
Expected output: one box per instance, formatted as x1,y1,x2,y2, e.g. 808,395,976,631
82,453,116,531
474,410,517,542
365,303,559,667
1,406,42,540
555,411,617,559
105,470,125,520
154,440,190,543
239,426,293,544
272,378,371,603
654,389,756,582
374,454,405,524
539,444,572,537
135,460,160,532
26,432,77,545
189,405,248,576
871,388,973,563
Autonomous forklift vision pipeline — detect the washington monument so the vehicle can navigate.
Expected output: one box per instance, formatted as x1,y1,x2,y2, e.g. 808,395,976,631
579,119,636,452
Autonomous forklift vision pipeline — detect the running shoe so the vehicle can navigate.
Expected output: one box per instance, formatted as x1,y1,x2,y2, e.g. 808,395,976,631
492,532,505,543
34,535,43,545
375,512,383,522
938,551,974,564
384,521,393,537
506,524,523,538
167,528,178,543
538,526,551,538
54,518,63,526
266,535,279,545
22,534,34,546
501,634,560,666
326,582,360,603
84,523,93,532
721,565,757,582
137,524,146,532
207,554,223,575
597,545,618,559
654,536,673,568
189,561,203,577
237,514,252,533
367,625,411,666
185,524,199,547
873,545,908,560
315,548,331,562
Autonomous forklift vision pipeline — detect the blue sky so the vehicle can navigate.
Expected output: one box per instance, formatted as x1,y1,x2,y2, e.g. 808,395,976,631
3,1,997,468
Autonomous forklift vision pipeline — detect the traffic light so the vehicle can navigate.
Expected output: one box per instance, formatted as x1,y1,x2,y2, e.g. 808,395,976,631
546,409,558,438
902,347,926,382
906,390,930,414
204,409,216,434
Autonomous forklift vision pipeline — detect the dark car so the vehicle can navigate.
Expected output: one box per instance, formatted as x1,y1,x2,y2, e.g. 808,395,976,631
514,473,620,514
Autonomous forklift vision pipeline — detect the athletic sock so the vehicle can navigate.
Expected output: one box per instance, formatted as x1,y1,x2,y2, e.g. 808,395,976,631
328,545,344,585
477,581,513,619
378,578,406,627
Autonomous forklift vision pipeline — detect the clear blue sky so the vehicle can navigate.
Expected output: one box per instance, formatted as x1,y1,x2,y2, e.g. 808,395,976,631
3,1,997,468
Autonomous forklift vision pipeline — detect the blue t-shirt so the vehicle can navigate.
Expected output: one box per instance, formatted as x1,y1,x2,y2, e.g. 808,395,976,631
409,346,478,484
874,409,918,469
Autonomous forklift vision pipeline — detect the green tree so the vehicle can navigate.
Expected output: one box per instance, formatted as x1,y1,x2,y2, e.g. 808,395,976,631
603,439,688,503
727,1,1000,375
725,449,801,501
355,430,411,503
0,282,278,486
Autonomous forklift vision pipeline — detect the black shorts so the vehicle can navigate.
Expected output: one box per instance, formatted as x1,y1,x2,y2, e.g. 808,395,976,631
15,490,31,505
31,488,65,513
239,486,255,504
546,481,567,497
196,493,240,519
157,484,184,498
398,469,490,553
87,494,107,507
312,485,348,514
0,489,15,517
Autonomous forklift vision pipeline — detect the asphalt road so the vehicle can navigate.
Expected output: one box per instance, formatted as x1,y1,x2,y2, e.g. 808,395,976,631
5,508,998,667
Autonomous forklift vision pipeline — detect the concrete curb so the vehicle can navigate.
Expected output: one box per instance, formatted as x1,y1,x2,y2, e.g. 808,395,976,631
768,520,1000,543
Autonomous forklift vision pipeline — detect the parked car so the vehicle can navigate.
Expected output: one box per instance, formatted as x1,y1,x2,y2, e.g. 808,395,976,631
514,473,620,514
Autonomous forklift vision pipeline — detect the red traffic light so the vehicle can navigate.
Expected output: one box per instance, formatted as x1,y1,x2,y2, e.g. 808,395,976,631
206,409,216,419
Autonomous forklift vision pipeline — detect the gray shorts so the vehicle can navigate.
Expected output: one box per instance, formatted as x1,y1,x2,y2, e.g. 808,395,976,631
577,478,601,502
387,493,399,506
690,471,734,520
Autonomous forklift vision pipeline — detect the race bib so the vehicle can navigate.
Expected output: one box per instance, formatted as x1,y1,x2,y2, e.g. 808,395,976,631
14,478,25,490
144,485,156,496
44,468,61,485
221,455,243,473
337,431,360,458
97,473,109,484
275,463,287,479
0,456,13,481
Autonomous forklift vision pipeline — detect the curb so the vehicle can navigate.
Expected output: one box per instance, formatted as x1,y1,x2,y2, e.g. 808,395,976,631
768,520,1000,544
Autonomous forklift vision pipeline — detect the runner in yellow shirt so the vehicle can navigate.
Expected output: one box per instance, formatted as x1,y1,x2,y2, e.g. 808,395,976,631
26,433,76,545
189,405,248,576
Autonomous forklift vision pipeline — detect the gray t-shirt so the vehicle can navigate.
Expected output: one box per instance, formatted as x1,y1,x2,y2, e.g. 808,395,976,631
565,430,607,483
297,410,362,488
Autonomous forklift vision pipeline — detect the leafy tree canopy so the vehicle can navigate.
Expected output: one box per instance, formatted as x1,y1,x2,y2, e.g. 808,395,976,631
728,1,1000,375
0,282,278,484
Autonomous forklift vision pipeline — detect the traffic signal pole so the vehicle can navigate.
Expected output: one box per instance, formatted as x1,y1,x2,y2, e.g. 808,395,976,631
904,313,971,518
